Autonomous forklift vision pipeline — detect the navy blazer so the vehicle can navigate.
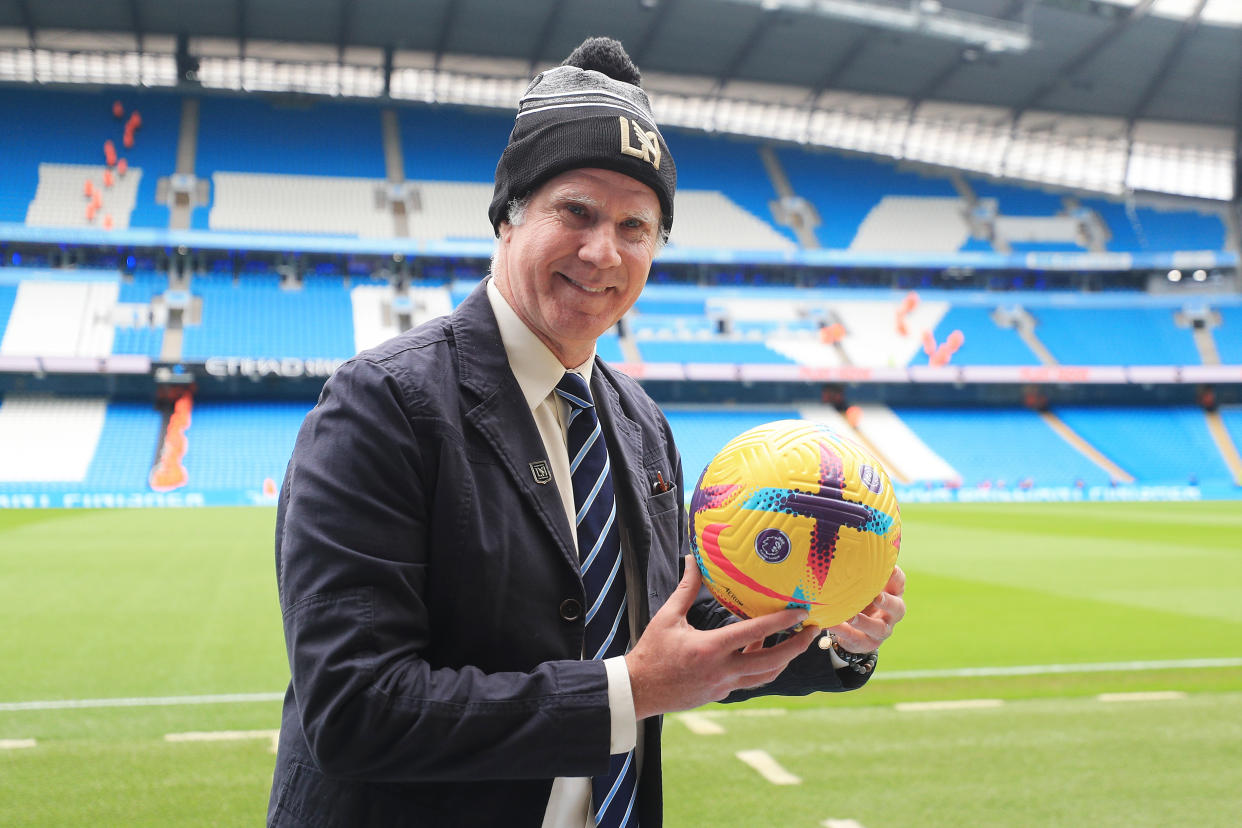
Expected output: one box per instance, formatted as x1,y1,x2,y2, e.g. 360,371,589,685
268,281,868,827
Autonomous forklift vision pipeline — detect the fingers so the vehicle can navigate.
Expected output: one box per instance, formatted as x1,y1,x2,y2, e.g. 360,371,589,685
885,565,906,597
714,606,809,653
829,585,906,652
656,557,702,620
730,624,821,686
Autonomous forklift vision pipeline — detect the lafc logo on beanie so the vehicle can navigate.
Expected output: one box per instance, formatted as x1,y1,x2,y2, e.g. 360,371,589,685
619,116,662,170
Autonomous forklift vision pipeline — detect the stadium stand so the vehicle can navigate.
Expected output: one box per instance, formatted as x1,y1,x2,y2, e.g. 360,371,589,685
1032,307,1202,366
194,95,388,231
0,86,1238,507
906,305,1037,366
26,163,144,230
773,147,957,249
1216,307,1242,364
0,87,178,228
112,270,168,358
398,106,511,183
636,339,797,365
848,404,959,484
180,272,356,360
0,284,17,338
0,275,119,357
1054,405,1234,487
673,132,798,247
180,400,313,493
208,172,395,237
0,395,108,484
664,407,802,485
891,407,1116,487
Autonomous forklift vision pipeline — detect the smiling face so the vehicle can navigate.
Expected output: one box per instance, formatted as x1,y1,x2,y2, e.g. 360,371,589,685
492,167,662,368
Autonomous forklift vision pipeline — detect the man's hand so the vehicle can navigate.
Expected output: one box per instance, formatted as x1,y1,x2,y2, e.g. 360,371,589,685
625,559,821,720
827,565,906,654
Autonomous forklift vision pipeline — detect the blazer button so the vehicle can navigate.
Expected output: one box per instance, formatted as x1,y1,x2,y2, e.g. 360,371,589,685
559,598,583,622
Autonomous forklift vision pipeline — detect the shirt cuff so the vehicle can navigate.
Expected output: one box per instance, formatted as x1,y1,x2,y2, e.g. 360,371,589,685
604,655,637,755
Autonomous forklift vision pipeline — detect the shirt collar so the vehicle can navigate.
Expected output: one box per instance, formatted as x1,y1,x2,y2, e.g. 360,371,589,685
486,278,595,412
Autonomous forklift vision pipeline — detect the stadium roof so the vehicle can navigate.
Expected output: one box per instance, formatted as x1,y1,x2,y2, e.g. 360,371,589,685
2,0,1239,132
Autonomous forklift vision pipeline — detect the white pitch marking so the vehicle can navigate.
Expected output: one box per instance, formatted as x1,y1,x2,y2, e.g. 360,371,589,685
874,657,1242,681
822,820,865,828
678,713,726,735
164,729,280,743
735,749,801,785
895,699,1004,712
0,738,37,750
1,659,1233,711
1097,691,1188,703
0,692,283,712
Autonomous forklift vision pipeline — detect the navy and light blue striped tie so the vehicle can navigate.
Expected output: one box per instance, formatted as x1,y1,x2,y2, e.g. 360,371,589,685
555,372,638,828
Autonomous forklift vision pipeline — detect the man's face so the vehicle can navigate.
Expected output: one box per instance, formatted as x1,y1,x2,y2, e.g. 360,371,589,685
493,167,662,368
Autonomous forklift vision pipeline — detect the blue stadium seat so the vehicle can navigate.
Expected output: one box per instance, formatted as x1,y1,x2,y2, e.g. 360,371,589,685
892,407,1113,487
663,408,801,486
1033,308,1201,365
1055,406,1232,486
182,400,313,492
1216,307,1242,364
181,272,356,360
776,149,957,248
672,131,796,245
0,86,178,227
636,340,795,364
0,284,17,340
0,401,162,495
907,306,1038,366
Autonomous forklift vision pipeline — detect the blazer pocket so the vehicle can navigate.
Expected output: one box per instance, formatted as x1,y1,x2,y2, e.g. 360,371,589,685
645,485,679,516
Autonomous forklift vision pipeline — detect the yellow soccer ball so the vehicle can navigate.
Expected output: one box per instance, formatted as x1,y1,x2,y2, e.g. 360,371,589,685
689,420,901,627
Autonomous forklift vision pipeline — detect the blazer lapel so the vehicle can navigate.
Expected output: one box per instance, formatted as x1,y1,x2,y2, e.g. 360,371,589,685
452,284,579,569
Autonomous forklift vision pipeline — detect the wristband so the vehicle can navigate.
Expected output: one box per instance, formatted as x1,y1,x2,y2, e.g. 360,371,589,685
822,632,877,676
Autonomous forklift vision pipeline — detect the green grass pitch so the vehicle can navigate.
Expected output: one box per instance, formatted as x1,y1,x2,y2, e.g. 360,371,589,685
2,502,1240,826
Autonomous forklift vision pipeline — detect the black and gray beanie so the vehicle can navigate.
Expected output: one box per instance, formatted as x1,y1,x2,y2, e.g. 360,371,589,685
488,36,676,237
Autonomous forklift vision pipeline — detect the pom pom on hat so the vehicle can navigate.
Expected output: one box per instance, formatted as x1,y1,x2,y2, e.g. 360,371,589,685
562,37,642,86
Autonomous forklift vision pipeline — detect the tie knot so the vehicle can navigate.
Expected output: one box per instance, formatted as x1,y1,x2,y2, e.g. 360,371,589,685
556,372,593,410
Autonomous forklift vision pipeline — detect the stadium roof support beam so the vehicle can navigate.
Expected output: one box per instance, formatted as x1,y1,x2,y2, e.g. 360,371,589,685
1012,0,1156,119
431,0,461,70
1125,0,1207,126
237,0,248,57
127,0,144,52
336,0,358,63
713,5,781,93
529,0,569,73
803,32,873,105
13,0,34,47
910,0,1029,105
630,0,679,66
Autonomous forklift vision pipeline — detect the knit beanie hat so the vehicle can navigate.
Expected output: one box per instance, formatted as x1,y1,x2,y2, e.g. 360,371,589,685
488,37,676,237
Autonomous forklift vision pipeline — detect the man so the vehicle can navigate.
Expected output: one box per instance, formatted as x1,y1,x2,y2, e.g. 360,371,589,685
268,37,904,827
